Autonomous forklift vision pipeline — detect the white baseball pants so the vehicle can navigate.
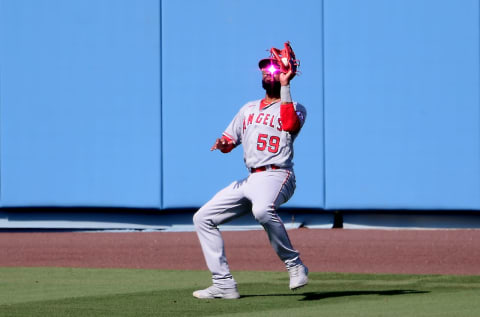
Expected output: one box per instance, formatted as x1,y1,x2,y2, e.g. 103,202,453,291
193,169,302,288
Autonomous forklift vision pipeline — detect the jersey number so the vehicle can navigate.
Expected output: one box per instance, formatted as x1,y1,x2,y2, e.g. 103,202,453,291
257,134,280,153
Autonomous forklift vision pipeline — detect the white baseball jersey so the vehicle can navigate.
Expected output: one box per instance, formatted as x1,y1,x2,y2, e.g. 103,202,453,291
223,100,307,169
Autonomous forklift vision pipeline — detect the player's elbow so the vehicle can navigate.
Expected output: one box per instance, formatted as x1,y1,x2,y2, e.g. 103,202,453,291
282,120,300,133
280,103,301,133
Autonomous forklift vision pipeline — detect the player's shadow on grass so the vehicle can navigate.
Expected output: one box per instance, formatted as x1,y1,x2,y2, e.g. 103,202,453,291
300,289,429,301
241,289,429,301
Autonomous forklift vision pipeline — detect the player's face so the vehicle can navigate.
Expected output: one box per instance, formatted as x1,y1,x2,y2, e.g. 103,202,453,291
261,64,281,84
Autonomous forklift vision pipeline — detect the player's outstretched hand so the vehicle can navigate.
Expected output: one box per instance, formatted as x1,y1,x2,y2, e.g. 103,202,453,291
279,67,295,86
211,137,235,152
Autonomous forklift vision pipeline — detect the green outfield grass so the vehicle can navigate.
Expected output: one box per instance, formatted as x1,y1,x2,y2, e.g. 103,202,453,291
0,267,479,316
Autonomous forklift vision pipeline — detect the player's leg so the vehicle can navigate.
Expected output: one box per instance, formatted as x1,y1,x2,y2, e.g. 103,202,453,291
245,169,308,290
193,179,250,297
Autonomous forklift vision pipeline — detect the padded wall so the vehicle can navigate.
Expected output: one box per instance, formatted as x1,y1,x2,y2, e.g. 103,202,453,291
0,0,162,207
161,0,324,208
324,0,480,209
0,0,479,211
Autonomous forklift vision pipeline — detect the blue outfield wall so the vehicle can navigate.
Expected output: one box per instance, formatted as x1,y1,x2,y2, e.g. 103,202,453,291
0,0,479,211
0,0,162,207
324,0,480,210
161,0,324,209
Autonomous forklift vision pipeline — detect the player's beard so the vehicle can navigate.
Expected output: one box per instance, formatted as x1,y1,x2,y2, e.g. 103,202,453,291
262,78,281,98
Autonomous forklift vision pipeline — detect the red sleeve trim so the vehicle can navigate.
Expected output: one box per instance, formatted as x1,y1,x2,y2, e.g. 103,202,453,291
280,103,300,133
222,133,236,144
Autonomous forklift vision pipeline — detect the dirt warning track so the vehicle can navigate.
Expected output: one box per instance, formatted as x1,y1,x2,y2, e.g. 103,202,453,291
1,229,479,275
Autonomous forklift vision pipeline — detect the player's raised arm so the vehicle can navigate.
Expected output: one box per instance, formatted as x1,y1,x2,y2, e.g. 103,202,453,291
279,64,301,133
271,42,302,133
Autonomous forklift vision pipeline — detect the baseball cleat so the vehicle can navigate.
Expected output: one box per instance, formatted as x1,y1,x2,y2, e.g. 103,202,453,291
192,285,240,299
288,264,309,290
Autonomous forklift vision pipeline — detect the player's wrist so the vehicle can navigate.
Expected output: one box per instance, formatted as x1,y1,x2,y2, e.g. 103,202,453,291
280,84,292,103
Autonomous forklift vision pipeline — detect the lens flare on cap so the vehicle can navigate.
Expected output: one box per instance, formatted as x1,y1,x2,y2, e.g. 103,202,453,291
267,64,278,74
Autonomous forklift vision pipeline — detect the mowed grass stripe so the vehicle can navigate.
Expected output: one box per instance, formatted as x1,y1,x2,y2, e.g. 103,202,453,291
0,267,212,305
0,267,479,317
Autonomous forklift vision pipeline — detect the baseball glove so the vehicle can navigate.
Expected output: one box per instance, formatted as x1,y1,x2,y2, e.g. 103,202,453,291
270,41,300,75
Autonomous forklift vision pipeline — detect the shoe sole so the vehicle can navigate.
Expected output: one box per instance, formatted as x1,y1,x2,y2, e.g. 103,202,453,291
193,295,240,299
192,292,240,299
290,281,308,291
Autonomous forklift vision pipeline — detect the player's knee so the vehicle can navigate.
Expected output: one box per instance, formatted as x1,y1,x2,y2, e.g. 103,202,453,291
252,204,276,224
193,207,213,229
193,209,205,228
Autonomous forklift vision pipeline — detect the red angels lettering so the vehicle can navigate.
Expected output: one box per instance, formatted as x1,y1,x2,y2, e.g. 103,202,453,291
263,114,271,126
247,113,254,125
243,119,246,132
277,118,283,131
269,115,275,128
256,113,265,123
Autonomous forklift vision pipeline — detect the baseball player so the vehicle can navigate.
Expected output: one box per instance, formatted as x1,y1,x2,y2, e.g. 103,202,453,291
193,42,308,299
